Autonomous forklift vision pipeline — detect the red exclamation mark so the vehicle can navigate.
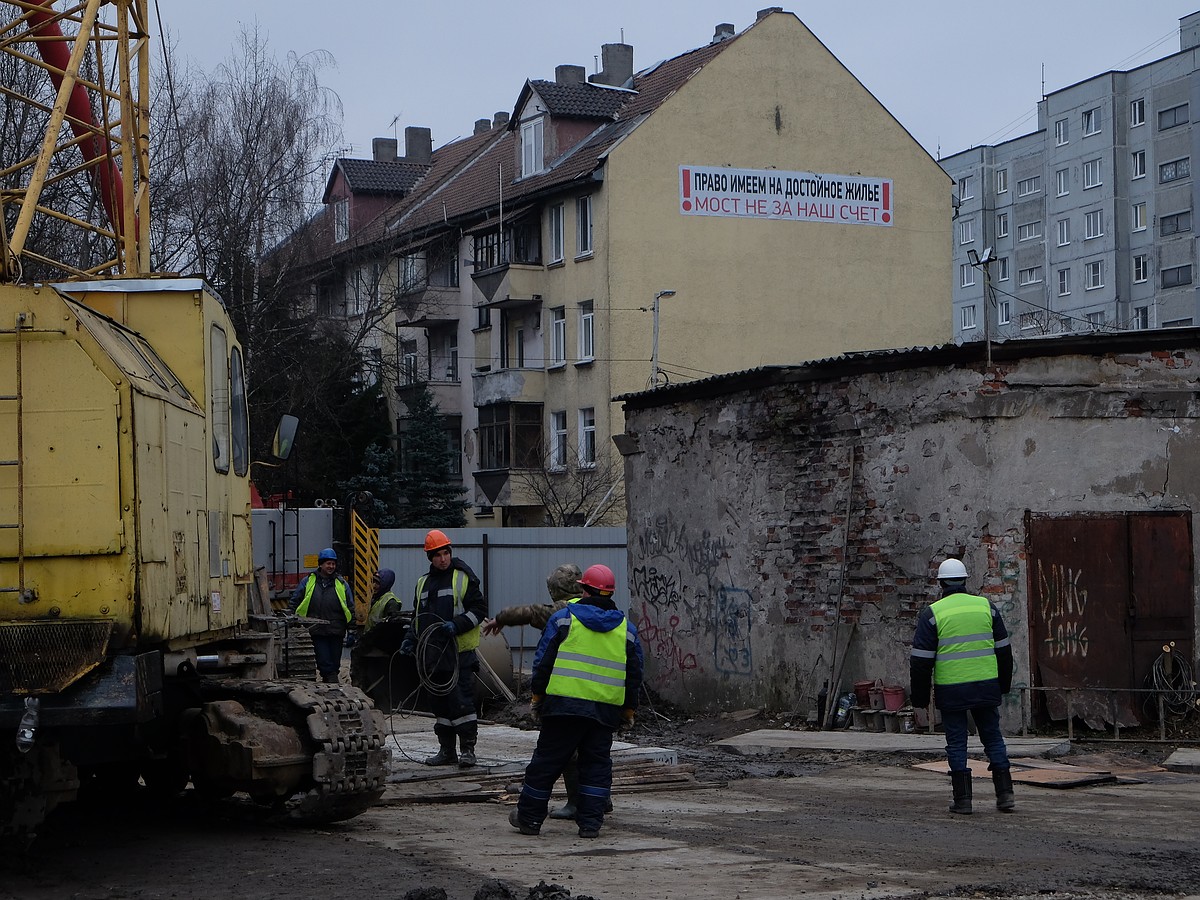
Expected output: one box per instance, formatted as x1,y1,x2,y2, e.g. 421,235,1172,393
681,168,692,212
881,181,891,223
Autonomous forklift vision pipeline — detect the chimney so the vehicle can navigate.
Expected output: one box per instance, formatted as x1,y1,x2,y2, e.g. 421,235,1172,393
371,137,398,162
588,42,633,88
1182,12,1200,51
756,7,782,20
404,126,432,164
556,64,586,85
474,118,491,135
492,111,510,129
712,23,736,43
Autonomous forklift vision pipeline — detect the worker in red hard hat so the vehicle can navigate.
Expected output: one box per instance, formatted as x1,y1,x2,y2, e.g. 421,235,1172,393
400,529,488,768
510,562,642,839
911,557,1015,816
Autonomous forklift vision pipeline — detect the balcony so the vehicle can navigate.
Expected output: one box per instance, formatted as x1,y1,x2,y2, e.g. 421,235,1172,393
471,263,544,309
395,284,459,328
472,366,546,406
472,468,546,508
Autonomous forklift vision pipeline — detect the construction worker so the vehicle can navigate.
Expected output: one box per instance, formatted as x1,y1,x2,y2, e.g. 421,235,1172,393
289,547,353,683
509,563,643,839
350,569,407,694
401,529,487,768
483,563,593,820
910,557,1015,815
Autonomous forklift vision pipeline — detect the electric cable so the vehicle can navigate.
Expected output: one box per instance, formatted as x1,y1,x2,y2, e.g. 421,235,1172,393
1142,646,1198,721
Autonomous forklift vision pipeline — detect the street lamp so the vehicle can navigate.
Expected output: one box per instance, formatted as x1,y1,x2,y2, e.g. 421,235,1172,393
650,289,676,387
967,247,994,368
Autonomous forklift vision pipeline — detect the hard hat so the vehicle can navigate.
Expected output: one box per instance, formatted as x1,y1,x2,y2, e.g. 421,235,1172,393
424,529,452,552
579,564,616,594
937,558,968,581
318,548,337,562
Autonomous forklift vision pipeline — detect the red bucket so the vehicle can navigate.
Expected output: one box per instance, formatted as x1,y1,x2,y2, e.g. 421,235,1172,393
883,685,906,711
853,680,873,707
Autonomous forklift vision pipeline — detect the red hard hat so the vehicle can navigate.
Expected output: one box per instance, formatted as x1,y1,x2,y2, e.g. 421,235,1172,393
579,564,615,594
424,529,451,552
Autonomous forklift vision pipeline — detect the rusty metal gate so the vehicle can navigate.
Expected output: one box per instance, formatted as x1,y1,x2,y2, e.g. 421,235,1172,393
1026,511,1193,727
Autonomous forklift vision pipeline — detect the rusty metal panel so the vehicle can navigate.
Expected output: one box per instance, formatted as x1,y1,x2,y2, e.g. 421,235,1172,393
1130,513,1193,694
1027,515,1137,727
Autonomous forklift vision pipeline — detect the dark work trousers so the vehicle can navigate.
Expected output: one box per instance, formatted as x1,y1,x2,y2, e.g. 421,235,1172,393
311,633,344,683
518,715,614,833
431,652,479,747
942,705,1010,772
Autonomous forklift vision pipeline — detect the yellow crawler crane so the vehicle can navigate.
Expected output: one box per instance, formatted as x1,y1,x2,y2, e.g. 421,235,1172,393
0,2,388,839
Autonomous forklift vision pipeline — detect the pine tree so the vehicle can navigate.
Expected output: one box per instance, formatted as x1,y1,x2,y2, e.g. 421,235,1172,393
398,384,469,527
337,442,405,526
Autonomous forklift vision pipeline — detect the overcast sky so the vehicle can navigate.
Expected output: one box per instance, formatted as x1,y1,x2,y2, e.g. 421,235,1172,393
162,1,1191,161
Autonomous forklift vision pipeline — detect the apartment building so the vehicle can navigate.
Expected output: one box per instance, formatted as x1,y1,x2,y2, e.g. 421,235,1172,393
942,12,1200,343
292,8,951,527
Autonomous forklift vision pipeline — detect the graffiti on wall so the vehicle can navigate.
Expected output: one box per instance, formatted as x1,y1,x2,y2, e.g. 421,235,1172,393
636,601,698,679
715,587,752,674
1036,561,1090,659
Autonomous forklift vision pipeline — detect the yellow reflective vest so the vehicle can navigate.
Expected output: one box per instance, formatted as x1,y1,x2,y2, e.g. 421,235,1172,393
415,569,479,652
930,592,999,686
295,574,352,623
546,610,628,706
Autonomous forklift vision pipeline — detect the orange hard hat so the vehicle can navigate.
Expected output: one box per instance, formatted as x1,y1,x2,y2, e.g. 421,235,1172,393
579,563,615,594
424,529,452,552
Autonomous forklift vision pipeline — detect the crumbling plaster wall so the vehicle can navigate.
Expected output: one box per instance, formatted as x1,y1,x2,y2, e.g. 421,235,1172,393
622,350,1200,726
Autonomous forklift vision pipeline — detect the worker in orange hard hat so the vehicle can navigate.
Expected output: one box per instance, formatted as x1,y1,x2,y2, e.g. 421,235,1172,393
400,529,488,767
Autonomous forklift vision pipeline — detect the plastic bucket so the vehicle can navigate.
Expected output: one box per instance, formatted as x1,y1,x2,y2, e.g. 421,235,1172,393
883,686,906,711
853,680,873,707
868,681,886,710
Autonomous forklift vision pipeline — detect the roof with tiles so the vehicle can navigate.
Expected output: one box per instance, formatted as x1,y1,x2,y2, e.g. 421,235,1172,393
322,158,429,202
524,79,630,120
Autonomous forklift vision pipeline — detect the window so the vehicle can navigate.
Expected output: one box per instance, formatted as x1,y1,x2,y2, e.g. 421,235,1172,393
1160,158,1190,183
578,408,596,467
1018,220,1042,242
1084,210,1103,240
230,348,249,477
1133,254,1148,283
1130,97,1145,127
996,257,1010,282
1056,167,1070,196
1086,311,1106,328
521,118,544,176
400,339,419,385
1055,118,1069,145
549,203,565,263
550,411,568,470
1162,265,1193,288
1020,312,1040,331
1160,103,1189,130
957,176,973,200
478,403,543,470
996,212,1008,238
1017,175,1041,197
1019,266,1043,286
1084,260,1103,289
1161,211,1192,236
1057,268,1071,296
997,298,1011,326
995,169,1008,194
1132,150,1146,179
476,304,491,329
1132,306,1149,329
960,263,976,288
550,307,566,365
1056,218,1070,246
209,326,230,474
960,305,976,330
443,333,459,381
474,231,501,271
1132,202,1147,232
576,195,593,255
1083,158,1102,189
578,301,594,361
1082,107,1101,135
959,219,974,244
333,198,349,243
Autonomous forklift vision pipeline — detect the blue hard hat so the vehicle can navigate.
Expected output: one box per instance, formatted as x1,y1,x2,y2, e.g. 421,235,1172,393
318,548,337,562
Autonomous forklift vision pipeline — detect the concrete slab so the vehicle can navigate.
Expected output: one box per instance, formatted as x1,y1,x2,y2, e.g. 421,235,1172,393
1163,747,1200,772
713,728,1071,757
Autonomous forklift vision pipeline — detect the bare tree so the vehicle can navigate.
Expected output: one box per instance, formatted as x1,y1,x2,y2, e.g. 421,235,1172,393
511,444,626,527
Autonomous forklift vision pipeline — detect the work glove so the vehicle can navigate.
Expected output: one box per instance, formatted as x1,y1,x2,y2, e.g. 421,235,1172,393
618,708,636,734
344,629,358,648
530,694,543,724
398,633,415,657
440,620,457,636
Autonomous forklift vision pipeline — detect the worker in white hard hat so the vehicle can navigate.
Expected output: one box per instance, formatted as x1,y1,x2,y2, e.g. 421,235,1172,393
910,557,1015,816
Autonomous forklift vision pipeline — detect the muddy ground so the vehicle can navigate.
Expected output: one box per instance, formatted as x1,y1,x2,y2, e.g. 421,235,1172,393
3,705,1199,900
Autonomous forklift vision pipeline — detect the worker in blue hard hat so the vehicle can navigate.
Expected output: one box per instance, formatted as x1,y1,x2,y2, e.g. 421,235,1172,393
290,547,353,683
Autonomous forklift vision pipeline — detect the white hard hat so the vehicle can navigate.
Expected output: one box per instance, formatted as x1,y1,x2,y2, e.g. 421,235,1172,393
937,558,968,581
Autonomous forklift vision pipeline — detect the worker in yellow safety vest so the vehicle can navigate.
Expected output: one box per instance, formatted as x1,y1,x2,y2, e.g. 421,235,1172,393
289,547,353,683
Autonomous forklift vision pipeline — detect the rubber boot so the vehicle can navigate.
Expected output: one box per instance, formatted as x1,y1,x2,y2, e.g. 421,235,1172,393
948,770,973,815
424,735,458,767
992,768,1015,812
509,807,540,836
550,765,579,820
458,740,477,769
